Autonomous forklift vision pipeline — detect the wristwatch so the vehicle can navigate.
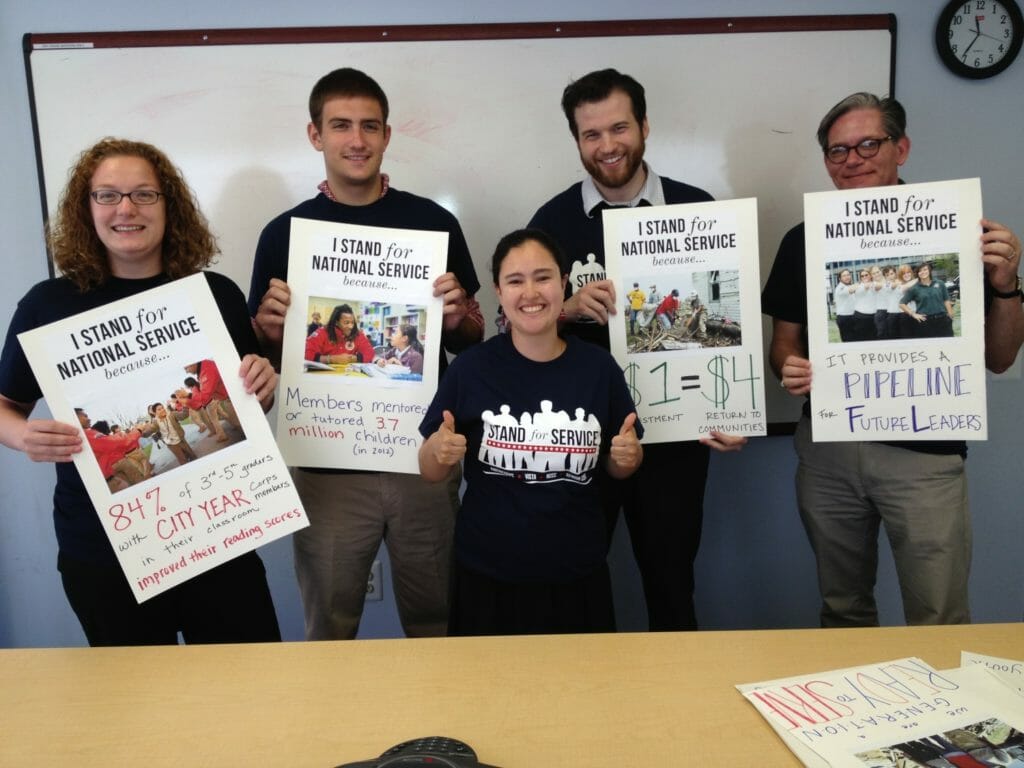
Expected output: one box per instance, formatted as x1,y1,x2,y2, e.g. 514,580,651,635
991,275,1023,299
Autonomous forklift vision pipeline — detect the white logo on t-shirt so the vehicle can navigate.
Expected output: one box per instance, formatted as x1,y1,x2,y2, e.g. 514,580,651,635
479,401,600,484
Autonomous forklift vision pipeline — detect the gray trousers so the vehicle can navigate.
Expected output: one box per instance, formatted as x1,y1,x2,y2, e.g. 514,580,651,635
793,415,971,627
292,468,460,640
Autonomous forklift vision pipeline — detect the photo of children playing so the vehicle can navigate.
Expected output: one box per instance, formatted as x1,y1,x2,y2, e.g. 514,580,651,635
825,254,961,343
302,296,425,381
77,358,246,494
624,270,742,353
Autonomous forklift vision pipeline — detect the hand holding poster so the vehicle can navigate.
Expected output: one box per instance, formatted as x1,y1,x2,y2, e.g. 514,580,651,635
739,658,1024,767
804,179,987,442
603,198,766,442
276,218,447,473
17,273,307,602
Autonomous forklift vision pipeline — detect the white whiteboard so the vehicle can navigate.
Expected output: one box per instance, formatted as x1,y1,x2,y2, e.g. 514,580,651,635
25,18,894,425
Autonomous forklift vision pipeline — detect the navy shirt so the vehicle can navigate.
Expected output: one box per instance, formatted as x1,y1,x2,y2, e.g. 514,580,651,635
420,334,641,584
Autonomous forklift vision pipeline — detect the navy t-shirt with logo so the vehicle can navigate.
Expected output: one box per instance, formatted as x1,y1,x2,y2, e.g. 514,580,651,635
420,333,641,584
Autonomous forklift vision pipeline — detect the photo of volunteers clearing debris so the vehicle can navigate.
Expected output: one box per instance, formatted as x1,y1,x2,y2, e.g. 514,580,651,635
623,269,742,354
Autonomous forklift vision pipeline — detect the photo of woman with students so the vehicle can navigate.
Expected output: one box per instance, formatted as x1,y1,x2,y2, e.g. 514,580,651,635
302,297,428,380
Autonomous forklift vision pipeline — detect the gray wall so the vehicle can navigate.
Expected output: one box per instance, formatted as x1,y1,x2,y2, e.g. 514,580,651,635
1,0,1021,647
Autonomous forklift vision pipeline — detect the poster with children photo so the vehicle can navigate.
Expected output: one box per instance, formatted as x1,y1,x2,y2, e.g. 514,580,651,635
18,273,307,602
73,356,247,494
278,218,446,472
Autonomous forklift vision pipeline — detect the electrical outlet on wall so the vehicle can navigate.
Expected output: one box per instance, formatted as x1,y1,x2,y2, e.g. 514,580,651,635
366,559,383,602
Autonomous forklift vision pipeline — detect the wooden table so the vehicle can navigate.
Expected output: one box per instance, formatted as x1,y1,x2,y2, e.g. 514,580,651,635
2,623,1020,766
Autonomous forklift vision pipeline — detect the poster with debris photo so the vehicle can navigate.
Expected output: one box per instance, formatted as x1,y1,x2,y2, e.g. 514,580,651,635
604,198,766,443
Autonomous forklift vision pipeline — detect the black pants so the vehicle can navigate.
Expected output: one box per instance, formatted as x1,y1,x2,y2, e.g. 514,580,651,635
836,314,855,342
59,551,281,646
914,313,954,339
885,312,903,339
874,309,889,339
851,311,877,341
447,561,615,636
603,440,711,631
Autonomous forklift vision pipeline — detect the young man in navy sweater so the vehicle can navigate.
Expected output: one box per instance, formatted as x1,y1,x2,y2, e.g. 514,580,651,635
249,68,483,640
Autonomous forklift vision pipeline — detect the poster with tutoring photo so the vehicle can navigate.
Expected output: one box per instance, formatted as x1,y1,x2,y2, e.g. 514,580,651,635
805,178,987,442
278,218,446,473
18,273,307,602
604,198,766,443
739,658,1024,767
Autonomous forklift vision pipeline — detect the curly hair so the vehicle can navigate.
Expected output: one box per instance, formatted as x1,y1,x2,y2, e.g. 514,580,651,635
48,138,219,292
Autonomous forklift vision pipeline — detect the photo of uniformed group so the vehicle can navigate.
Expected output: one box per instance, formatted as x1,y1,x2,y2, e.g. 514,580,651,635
824,254,962,343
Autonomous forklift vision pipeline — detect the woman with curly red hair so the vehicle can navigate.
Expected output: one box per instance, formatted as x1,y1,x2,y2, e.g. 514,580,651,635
0,138,282,646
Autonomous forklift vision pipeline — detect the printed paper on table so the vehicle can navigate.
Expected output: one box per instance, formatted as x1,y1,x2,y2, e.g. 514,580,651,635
804,179,987,442
604,199,766,443
18,273,308,602
277,218,446,473
962,651,1024,696
738,657,1024,767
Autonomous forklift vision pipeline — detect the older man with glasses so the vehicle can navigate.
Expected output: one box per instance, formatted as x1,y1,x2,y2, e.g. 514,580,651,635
761,92,1024,628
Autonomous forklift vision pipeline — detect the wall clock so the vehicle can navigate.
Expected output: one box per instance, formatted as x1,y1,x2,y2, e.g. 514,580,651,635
936,0,1023,78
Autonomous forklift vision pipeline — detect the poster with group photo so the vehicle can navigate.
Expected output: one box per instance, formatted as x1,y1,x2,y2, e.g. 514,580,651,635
805,178,987,442
604,198,767,443
278,218,446,473
18,273,307,602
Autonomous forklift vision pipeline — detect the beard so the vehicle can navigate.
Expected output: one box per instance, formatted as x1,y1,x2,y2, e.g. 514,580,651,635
580,137,646,191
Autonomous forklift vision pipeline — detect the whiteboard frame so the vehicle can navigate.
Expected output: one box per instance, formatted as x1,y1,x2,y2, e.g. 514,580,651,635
23,16,896,429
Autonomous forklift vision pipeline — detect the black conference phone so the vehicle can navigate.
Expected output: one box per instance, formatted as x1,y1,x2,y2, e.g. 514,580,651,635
335,735,502,767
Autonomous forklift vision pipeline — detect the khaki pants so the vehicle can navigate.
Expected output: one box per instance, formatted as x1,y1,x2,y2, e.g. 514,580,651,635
793,415,971,627
292,468,460,640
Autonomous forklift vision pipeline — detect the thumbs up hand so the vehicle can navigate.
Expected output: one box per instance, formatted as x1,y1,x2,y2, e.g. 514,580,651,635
432,410,467,467
608,412,642,477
